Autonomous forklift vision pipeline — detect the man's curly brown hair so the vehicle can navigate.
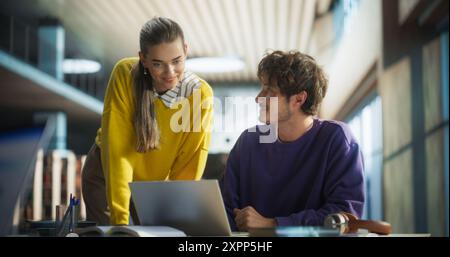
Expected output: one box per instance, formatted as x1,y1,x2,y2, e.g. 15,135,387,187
257,50,328,116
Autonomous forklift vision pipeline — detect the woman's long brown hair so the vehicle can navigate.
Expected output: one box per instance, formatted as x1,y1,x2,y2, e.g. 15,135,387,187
132,17,185,152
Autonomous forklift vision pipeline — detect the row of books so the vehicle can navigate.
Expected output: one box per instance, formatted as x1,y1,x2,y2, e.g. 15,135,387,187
21,149,87,225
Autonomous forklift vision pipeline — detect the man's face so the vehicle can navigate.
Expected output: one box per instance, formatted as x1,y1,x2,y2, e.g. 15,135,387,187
140,37,187,94
255,75,292,124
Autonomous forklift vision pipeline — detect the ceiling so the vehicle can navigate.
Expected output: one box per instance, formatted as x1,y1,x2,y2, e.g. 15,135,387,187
1,0,332,83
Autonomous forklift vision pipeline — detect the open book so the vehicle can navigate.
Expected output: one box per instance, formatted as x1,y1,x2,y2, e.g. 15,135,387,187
74,226,186,237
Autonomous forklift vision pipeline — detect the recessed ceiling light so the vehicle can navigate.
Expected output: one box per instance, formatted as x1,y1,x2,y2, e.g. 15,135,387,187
185,56,245,73
62,59,101,74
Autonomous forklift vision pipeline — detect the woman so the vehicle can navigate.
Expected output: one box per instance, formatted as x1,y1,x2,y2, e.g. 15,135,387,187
82,17,213,225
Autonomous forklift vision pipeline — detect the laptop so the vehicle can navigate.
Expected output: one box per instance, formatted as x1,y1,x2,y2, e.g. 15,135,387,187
129,180,233,236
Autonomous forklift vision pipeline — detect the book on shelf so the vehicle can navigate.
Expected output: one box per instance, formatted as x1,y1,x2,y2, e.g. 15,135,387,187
74,225,187,237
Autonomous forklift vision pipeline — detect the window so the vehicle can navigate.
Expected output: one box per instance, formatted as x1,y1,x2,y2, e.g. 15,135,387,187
333,0,360,43
347,95,383,220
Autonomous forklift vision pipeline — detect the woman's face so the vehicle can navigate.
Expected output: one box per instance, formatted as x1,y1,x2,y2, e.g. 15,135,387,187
140,37,187,94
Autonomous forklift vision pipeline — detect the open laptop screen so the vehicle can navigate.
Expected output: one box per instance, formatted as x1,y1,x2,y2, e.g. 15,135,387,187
130,180,232,236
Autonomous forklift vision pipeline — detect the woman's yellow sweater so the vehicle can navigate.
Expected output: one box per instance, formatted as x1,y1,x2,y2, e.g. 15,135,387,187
95,57,213,224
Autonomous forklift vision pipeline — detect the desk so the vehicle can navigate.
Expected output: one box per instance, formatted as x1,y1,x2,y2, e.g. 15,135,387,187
248,227,431,237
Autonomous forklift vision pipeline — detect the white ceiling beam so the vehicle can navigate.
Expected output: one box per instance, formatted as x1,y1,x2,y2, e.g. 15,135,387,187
249,0,265,79
179,0,215,56
112,0,143,31
26,0,325,83
161,0,211,58
263,0,276,50
222,0,247,81
54,0,115,62
207,0,238,82
194,0,224,56
235,0,257,81
277,0,289,50
287,0,304,51
86,0,134,60
299,0,317,51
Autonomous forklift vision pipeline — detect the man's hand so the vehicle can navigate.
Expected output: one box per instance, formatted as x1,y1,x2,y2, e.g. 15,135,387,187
233,206,277,232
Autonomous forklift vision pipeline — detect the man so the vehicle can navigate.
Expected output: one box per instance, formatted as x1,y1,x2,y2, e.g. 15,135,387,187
220,50,365,232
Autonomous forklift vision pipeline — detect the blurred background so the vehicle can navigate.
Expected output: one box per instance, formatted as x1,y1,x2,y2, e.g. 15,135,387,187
0,0,448,236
